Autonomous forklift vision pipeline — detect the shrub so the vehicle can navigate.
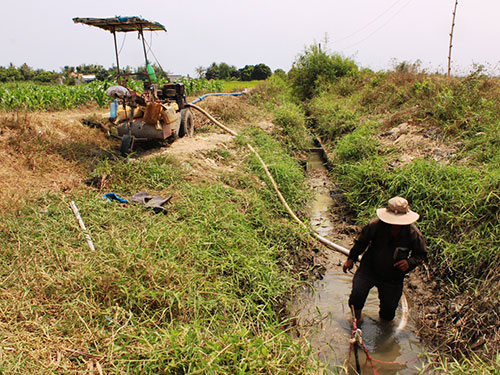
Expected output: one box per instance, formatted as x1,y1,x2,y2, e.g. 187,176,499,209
334,122,380,162
288,44,358,101
248,74,294,110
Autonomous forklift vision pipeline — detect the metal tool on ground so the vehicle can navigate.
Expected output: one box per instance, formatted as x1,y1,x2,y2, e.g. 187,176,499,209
130,192,172,213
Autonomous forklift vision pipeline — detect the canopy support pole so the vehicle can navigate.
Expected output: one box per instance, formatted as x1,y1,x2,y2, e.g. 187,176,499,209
112,28,122,85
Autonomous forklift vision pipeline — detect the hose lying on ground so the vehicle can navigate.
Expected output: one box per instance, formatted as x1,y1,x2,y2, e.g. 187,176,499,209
187,103,409,329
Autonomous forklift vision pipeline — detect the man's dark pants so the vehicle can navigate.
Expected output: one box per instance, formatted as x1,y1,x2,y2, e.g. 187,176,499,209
348,270,404,321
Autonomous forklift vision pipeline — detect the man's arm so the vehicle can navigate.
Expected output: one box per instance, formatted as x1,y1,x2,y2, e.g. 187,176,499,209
343,219,378,273
406,225,428,272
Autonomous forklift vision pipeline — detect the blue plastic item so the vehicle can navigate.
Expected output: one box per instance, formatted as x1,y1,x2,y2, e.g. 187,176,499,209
190,92,243,105
110,100,118,119
103,192,128,203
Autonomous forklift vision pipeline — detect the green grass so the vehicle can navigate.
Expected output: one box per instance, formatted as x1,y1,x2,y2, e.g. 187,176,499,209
222,80,260,92
429,353,500,374
0,131,319,373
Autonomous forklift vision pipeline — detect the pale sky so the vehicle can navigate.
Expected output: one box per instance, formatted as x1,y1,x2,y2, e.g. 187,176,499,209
2,0,499,76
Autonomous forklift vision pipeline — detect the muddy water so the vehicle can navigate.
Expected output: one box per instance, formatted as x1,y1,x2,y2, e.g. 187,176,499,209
293,151,426,374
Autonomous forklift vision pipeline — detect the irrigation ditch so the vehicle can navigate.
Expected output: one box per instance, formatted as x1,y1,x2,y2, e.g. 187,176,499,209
187,102,429,374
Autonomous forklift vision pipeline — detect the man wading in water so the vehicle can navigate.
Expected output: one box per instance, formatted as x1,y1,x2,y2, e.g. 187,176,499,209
343,197,428,323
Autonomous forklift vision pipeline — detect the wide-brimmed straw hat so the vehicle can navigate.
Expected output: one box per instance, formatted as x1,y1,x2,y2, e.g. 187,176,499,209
376,197,419,225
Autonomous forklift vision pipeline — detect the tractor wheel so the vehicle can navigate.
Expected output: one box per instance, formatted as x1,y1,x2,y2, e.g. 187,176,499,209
120,135,133,156
179,109,194,138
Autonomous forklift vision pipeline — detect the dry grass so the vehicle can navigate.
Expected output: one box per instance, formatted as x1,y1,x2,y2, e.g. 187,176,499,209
0,109,113,212
190,95,268,131
409,265,500,360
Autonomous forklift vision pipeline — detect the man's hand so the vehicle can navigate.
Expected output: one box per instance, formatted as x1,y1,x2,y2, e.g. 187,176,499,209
343,259,354,273
394,259,409,272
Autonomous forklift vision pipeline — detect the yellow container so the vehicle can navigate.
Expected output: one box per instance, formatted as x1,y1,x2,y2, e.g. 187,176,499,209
143,102,163,125
117,106,143,121
161,103,179,125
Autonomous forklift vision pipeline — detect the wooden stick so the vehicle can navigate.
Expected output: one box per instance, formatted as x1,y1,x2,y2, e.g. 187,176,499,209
70,201,96,251
447,0,459,77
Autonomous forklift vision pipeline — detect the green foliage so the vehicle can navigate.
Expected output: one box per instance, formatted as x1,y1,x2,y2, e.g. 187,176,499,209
231,64,273,81
0,81,111,111
177,77,224,96
273,102,312,154
429,73,499,136
251,63,273,80
334,122,379,162
387,161,499,279
0,77,226,111
0,139,317,373
205,62,240,80
307,92,360,141
239,65,254,81
288,45,358,100
331,154,390,219
273,68,287,78
300,66,500,371
242,128,310,213
0,64,26,82
329,118,500,282
392,59,422,74
222,80,260,92
248,74,295,111
430,353,500,375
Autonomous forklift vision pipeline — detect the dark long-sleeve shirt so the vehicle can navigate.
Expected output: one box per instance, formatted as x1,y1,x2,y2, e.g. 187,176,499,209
348,218,428,282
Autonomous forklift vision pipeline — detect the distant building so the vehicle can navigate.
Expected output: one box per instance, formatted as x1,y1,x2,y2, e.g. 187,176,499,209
68,72,96,84
168,74,187,82
81,74,96,82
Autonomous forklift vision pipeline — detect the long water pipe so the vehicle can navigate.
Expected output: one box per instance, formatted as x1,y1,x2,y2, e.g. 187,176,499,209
187,102,350,255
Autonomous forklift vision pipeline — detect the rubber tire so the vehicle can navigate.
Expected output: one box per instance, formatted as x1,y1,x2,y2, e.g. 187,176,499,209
120,135,133,156
178,109,194,138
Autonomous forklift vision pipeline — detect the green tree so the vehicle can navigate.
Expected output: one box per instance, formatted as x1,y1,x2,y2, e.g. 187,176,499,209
33,69,58,83
273,68,287,78
239,65,254,81
19,63,34,81
205,62,220,80
1,63,23,82
195,66,206,79
251,63,272,80
205,62,238,80
218,62,232,80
